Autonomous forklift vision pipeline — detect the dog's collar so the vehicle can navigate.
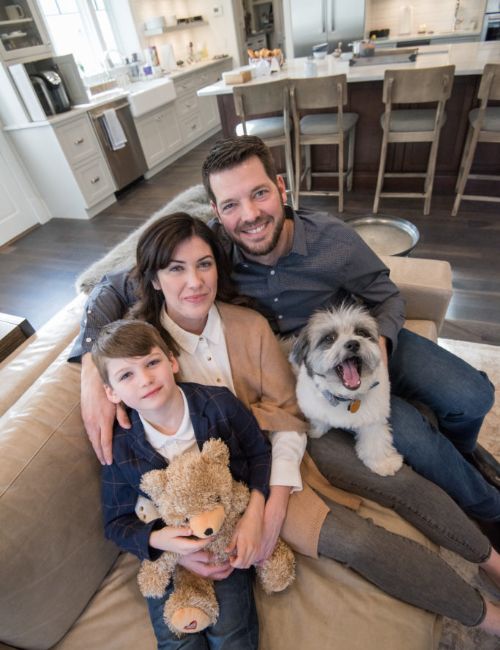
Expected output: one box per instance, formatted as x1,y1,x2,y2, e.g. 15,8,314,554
319,381,380,413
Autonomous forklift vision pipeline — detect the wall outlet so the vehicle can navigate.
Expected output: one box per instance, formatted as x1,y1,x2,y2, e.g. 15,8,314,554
212,4,223,17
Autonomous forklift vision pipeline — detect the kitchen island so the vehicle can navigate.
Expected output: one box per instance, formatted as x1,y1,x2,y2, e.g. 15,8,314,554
198,42,500,196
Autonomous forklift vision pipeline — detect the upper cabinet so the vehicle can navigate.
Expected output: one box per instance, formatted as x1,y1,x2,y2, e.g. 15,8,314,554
0,0,52,62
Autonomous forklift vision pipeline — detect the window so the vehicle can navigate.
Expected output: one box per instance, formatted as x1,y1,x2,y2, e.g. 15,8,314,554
39,0,118,76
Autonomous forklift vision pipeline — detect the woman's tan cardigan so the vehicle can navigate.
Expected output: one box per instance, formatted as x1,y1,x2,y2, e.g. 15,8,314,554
215,302,362,558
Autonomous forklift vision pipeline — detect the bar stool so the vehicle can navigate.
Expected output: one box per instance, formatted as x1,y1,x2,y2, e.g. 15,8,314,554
373,65,455,216
289,74,358,212
452,63,500,216
233,78,295,206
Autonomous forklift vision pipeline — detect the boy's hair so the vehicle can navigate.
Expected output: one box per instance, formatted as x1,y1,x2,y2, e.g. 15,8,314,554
201,135,279,203
92,319,171,385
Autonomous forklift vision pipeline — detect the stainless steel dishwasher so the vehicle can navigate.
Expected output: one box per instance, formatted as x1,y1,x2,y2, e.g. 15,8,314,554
89,98,147,191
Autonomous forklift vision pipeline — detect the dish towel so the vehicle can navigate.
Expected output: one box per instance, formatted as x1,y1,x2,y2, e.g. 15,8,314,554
102,108,127,150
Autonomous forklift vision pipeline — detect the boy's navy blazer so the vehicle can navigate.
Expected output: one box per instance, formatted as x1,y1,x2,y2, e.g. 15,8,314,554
101,382,271,560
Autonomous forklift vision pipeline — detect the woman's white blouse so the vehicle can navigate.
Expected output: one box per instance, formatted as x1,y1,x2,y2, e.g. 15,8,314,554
160,304,304,491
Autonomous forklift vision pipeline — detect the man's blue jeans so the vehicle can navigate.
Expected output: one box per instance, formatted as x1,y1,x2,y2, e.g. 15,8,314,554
147,568,258,650
388,328,498,521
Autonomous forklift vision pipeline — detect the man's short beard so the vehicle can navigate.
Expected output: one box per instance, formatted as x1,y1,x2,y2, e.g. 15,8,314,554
231,196,286,257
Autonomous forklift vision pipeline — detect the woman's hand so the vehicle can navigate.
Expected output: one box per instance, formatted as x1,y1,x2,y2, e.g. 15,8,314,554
226,490,265,568
259,485,290,562
149,526,211,555
178,551,234,580
81,353,130,465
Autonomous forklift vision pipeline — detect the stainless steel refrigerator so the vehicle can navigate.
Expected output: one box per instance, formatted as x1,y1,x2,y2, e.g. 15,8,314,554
288,0,366,56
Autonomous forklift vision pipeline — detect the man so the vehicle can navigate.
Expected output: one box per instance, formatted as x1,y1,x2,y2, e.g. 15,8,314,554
72,135,500,545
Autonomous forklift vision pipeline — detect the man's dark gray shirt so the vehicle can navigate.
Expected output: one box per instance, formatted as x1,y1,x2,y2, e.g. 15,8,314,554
70,208,405,361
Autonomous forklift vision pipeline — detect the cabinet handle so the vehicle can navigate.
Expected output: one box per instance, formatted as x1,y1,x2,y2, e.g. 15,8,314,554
74,137,84,144
90,176,100,184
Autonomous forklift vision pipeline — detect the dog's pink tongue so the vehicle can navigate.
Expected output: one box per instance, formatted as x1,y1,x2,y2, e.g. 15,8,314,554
341,359,361,389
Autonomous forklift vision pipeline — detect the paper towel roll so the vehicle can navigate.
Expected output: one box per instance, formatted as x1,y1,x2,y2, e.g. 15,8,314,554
159,43,177,72
399,5,413,35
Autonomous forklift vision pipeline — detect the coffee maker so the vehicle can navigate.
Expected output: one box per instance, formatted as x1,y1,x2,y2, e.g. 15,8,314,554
29,70,71,116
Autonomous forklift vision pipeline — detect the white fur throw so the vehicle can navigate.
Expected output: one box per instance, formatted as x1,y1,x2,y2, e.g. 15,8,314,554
76,184,213,294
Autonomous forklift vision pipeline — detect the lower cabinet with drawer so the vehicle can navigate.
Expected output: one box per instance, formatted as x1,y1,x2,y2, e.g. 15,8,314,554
6,111,117,220
134,103,183,169
134,58,232,178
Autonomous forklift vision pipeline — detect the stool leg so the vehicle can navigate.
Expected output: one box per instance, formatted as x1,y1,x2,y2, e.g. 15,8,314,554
347,127,356,192
373,129,389,214
452,125,480,217
455,125,474,193
294,131,301,209
283,133,295,208
423,135,441,216
305,146,312,190
338,133,345,213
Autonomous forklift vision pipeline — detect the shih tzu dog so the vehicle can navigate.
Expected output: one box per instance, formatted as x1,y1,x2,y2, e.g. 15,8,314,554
290,303,403,476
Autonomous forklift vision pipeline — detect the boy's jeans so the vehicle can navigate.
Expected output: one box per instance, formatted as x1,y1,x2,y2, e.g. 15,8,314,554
147,568,258,650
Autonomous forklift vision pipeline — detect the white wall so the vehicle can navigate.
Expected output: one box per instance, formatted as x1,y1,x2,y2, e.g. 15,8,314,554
129,0,241,67
366,0,486,36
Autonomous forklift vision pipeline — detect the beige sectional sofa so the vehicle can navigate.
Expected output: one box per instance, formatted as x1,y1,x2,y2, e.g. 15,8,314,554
0,251,452,650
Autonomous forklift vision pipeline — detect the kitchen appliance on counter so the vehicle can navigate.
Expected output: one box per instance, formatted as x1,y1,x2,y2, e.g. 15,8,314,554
28,70,70,115
89,99,147,191
481,0,500,40
9,54,88,122
288,0,365,56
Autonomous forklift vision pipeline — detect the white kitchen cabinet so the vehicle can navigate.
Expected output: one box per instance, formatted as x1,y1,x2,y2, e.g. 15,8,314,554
0,0,52,62
6,111,117,220
135,103,183,169
134,58,232,178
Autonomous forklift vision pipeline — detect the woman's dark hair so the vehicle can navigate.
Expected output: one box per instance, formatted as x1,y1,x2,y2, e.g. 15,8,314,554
129,212,237,355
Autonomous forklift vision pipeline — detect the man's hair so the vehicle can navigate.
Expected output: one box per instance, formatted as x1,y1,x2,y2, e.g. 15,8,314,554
129,212,236,355
201,136,279,203
92,319,171,385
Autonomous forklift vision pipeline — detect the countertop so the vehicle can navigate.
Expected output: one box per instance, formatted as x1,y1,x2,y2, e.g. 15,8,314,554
5,56,232,131
197,42,500,96
372,29,482,45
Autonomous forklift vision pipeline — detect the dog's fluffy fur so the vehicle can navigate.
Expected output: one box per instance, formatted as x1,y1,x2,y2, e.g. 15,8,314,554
290,303,403,476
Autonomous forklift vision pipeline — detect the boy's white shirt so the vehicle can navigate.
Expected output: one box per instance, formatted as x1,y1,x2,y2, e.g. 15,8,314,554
161,304,304,492
140,388,198,462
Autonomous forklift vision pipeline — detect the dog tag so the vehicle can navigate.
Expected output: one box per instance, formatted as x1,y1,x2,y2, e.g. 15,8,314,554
348,400,361,413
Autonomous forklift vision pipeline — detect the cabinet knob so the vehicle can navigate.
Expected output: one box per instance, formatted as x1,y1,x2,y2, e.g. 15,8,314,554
156,116,162,121
74,137,84,144
90,176,100,184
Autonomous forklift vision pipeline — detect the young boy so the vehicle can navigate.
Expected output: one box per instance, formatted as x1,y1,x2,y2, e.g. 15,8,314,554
92,319,271,649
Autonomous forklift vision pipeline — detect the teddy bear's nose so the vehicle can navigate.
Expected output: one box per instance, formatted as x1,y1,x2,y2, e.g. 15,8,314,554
204,528,214,536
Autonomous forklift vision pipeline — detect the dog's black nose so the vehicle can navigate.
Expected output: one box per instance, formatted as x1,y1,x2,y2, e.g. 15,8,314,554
345,340,360,353
204,528,214,537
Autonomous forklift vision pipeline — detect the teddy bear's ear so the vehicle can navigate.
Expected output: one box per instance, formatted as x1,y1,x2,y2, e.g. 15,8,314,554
201,439,230,467
140,469,169,502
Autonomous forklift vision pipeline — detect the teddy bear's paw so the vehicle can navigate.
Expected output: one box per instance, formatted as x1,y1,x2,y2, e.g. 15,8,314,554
165,567,220,635
169,607,212,635
137,559,172,598
257,538,296,594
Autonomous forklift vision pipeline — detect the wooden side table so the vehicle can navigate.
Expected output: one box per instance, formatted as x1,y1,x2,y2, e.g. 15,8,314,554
0,313,35,363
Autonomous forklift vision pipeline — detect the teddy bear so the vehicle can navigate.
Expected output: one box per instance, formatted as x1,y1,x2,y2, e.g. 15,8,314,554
137,438,296,636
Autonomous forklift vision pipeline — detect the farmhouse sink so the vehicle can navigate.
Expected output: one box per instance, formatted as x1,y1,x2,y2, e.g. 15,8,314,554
127,78,177,117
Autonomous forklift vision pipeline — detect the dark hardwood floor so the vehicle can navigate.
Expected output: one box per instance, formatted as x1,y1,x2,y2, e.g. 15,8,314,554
1,133,499,345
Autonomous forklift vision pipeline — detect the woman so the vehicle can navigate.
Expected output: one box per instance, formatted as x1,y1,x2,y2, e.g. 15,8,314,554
130,211,500,636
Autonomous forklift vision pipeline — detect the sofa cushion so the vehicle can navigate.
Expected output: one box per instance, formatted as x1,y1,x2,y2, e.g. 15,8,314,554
0,352,118,650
